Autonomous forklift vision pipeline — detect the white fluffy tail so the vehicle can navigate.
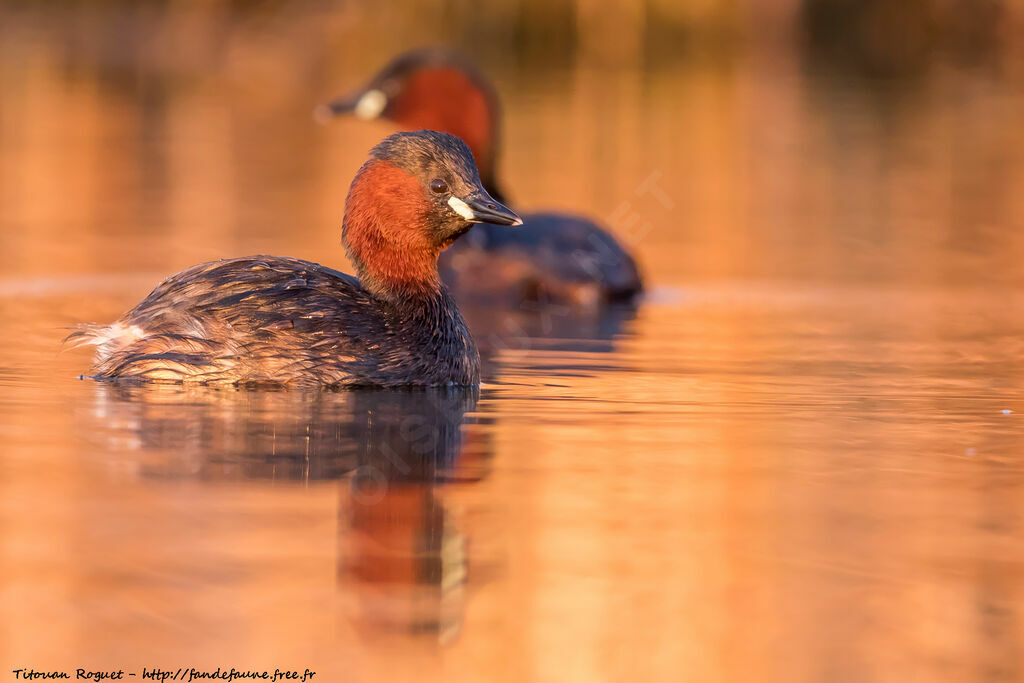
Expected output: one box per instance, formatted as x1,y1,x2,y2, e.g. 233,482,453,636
64,322,146,363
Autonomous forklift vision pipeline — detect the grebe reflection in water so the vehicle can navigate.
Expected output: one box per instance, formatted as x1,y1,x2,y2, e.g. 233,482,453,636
79,384,493,640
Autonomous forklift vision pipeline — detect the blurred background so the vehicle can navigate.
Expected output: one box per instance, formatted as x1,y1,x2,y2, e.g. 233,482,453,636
3,0,1024,287
3,1,1024,682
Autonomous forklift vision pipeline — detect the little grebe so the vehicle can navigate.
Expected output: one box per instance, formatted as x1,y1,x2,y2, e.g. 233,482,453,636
317,48,643,307
70,131,521,387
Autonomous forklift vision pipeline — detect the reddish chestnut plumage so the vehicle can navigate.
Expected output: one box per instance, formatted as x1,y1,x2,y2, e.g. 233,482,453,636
319,48,643,305
69,131,520,387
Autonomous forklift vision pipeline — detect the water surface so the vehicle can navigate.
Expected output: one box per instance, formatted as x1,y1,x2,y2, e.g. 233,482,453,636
3,6,1024,682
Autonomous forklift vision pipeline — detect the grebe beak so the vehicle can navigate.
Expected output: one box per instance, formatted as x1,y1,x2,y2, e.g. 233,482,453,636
448,193,523,227
314,88,387,123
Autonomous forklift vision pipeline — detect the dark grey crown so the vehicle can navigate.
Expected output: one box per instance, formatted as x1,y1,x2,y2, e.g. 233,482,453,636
371,130,482,188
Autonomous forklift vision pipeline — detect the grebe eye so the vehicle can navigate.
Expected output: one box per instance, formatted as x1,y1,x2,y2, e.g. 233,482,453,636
430,178,448,194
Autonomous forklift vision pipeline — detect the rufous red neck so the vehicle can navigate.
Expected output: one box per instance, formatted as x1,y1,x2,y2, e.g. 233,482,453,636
388,68,498,190
342,160,442,301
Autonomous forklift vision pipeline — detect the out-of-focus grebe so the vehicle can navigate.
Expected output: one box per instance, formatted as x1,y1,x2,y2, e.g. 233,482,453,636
69,131,521,387
317,48,643,307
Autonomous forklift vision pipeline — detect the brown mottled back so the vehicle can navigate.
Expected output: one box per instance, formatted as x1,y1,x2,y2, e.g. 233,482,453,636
73,256,478,387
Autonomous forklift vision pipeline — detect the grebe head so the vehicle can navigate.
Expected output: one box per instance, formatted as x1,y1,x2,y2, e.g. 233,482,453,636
343,130,520,301
318,49,501,194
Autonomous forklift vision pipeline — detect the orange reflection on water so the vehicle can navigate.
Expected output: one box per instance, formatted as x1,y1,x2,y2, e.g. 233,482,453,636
3,3,1024,683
